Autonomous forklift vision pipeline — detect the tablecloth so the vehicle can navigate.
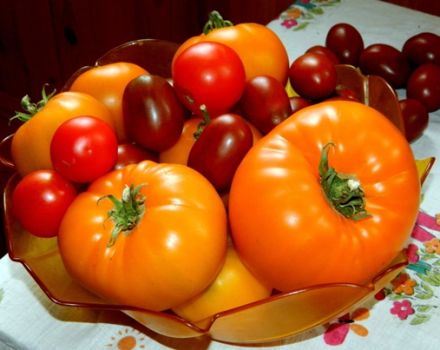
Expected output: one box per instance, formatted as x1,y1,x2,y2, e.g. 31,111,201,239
1,0,440,349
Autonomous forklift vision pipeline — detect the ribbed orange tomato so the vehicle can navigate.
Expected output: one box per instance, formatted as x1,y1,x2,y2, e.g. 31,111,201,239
229,101,420,292
58,160,227,311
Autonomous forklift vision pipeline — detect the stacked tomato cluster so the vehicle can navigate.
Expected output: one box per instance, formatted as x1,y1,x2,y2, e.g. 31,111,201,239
288,23,440,142
8,13,423,323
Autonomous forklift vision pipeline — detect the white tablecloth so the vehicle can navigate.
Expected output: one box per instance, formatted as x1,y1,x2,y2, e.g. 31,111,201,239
1,0,440,349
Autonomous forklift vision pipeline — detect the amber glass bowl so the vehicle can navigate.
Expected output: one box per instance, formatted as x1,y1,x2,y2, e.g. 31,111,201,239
0,39,435,345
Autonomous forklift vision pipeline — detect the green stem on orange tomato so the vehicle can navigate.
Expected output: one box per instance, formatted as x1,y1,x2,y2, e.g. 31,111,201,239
319,143,370,220
10,84,56,122
203,10,234,34
193,104,211,140
99,184,145,247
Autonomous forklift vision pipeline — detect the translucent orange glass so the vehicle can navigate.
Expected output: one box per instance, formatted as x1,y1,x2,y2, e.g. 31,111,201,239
1,39,435,345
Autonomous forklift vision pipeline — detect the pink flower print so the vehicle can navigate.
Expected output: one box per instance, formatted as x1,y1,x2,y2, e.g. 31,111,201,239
390,300,415,320
324,308,369,345
281,18,298,28
404,243,420,263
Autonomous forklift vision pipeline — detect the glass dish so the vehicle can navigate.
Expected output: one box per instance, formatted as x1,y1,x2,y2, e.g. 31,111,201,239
0,39,435,345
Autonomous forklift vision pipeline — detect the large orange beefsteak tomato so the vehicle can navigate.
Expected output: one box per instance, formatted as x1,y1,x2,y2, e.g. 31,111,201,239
58,160,227,311
229,101,420,292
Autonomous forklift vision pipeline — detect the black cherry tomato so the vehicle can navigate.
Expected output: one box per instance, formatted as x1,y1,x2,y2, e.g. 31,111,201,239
188,112,253,192
239,75,292,134
122,74,186,152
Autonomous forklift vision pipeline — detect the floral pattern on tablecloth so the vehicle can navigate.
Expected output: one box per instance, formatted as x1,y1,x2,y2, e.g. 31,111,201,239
321,211,440,345
278,0,341,30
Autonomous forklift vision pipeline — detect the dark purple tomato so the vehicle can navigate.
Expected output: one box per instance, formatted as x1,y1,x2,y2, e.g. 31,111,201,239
306,45,340,65
402,32,440,68
187,113,253,192
359,44,411,88
288,52,337,100
406,63,440,112
239,75,292,134
325,23,364,66
122,74,186,152
289,96,311,114
115,143,158,170
399,98,429,142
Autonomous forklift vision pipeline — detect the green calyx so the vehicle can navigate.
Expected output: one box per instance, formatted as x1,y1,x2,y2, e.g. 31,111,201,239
319,143,370,220
99,184,146,247
11,85,55,122
203,10,233,34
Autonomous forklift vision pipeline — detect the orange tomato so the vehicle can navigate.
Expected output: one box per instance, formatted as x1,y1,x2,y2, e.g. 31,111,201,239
172,14,289,85
69,62,148,141
229,101,420,292
11,91,114,176
58,160,227,311
159,116,202,165
172,244,272,323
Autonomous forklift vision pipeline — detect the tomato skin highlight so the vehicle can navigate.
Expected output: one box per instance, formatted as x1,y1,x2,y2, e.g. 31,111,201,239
12,170,77,237
58,160,228,311
229,101,420,292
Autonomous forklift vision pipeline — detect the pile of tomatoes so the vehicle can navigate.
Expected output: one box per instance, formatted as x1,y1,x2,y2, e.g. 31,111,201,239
8,12,426,323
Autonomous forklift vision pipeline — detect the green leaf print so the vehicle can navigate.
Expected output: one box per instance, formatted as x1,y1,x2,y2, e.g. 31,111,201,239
414,282,434,299
0,288,3,303
410,313,431,325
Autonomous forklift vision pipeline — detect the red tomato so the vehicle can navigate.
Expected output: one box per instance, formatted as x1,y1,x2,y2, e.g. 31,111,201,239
288,52,337,100
229,101,420,292
399,98,429,142
172,41,246,116
402,32,440,67
50,116,118,183
359,44,411,88
306,45,340,65
325,23,364,66
239,75,292,134
406,63,440,112
12,170,77,237
115,143,158,170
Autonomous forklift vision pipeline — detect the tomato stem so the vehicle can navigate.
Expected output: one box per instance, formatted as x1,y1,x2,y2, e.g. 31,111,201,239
203,10,234,34
193,104,211,139
99,184,145,247
319,143,370,220
10,84,55,123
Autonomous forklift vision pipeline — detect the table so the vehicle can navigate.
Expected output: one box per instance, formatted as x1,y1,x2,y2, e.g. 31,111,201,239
1,0,440,349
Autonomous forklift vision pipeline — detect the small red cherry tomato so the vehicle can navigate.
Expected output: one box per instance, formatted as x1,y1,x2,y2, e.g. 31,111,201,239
172,41,246,116
50,116,118,183
289,52,337,100
12,170,77,237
